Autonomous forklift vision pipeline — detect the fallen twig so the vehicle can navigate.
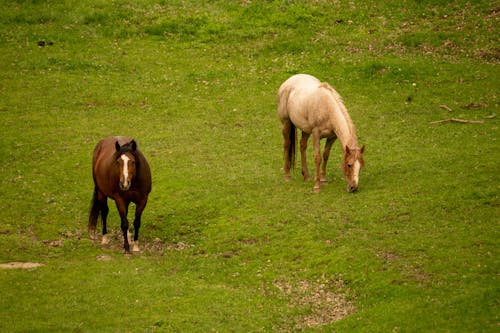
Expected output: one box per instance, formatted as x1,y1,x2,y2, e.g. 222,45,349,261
439,104,453,112
430,118,484,124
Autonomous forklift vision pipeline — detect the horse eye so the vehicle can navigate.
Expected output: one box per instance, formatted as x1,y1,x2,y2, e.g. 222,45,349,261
347,164,352,168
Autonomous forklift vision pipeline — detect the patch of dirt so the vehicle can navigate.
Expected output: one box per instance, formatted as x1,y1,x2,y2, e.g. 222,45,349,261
462,102,489,110
96,254,112,261
378,250,433,286
43,239,65,247
43,229,83,248
0,262,44,269
273,276,356,329
91,229,194,255
377,251,401,263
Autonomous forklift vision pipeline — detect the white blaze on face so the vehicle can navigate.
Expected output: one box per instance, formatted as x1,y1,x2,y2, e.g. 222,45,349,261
353,160,361,185
121,155,131,189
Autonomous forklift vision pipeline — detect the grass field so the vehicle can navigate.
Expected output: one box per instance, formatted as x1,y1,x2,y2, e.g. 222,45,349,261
0,0,498,332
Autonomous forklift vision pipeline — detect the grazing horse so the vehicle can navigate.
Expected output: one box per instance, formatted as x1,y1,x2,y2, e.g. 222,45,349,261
89,136,152,252
278,74,365,192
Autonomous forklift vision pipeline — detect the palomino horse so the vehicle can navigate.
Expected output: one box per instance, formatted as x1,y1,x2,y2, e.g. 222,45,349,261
278,74,365,192
89,136,152,252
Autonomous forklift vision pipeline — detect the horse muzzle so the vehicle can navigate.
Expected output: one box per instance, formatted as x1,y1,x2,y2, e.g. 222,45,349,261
119,181,131,191
347,184,358,193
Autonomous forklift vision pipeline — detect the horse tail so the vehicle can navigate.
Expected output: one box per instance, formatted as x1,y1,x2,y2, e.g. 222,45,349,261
278,83,297,170
88,187,100,232
289,122,296,169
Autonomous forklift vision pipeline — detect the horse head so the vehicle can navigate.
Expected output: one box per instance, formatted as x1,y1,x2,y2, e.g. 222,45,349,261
343,145,365,193
115,140,137,191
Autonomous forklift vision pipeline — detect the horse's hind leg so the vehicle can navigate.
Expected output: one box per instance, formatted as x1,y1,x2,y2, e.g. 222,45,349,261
281,121,292,181
320,137,336,183
312,130,322,192
300,132,311,181
100,197,110,245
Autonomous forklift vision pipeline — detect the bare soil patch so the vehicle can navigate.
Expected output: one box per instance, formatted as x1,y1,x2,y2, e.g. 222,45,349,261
0,262,44,269
91,229,193,255
274,276,356,329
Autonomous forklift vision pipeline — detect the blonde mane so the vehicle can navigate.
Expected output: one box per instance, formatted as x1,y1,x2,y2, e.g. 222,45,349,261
319,82,358,148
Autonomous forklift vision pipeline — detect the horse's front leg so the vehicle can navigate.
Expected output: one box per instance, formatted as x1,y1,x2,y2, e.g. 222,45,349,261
115,198,130,253
312,130,322,192
320,137,336,183
300,132,311,181
131,198,148,253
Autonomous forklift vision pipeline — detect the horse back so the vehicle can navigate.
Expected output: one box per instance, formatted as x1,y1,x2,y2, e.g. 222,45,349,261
278,74,329,132
278,74,355,140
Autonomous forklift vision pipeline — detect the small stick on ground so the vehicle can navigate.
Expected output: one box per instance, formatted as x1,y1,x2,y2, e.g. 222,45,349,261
440,104,453,112
430,118,484,124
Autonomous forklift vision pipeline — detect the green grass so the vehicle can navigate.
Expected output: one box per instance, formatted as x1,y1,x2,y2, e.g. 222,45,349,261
0,0,498,332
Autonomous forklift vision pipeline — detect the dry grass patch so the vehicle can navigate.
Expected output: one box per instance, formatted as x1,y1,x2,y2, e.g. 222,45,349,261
0,262,44,269
274,276,356,329
91,229,194,255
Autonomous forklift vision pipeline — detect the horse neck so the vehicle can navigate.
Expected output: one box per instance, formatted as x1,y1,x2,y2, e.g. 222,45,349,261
336,123,358,151
326,94,358,150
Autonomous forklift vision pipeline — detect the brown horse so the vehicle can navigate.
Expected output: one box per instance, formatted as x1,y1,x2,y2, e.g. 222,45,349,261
89,136,152,252
278,74,365,193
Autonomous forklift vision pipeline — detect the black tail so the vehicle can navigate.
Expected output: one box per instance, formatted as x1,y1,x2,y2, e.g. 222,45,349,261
88,187,100,232
289,122,296,169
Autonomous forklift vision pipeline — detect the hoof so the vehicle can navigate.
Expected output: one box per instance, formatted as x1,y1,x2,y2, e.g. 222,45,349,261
284,175,291,182
313,186,321,193
101,234,110,245
132,242,140,253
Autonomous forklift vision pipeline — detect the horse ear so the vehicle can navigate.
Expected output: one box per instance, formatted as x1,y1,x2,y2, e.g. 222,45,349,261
345,146,350,155
115,141,121,152
131,140,137,152
360,145,365,154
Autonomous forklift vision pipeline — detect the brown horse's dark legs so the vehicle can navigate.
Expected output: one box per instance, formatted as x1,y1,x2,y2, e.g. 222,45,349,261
312,131,322,192
300,132,311,181
120,216,130,252
132,214,141,253
131,200,147,252
282,122,292,181
133,216,141,241
321,137,336,183
115,199,130,252
97,194,111,245
101,199,109,235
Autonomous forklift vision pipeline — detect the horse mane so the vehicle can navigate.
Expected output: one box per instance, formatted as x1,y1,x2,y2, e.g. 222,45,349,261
319,82,358,147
